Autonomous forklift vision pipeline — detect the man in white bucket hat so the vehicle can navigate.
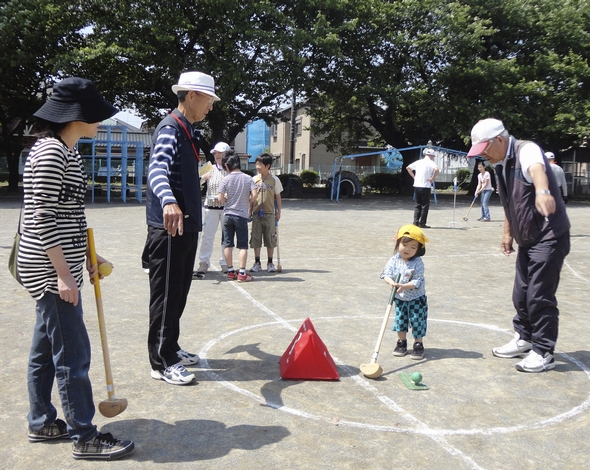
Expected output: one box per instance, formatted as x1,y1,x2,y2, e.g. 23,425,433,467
467,118,570,373
171,71,221,102
145,71,220,385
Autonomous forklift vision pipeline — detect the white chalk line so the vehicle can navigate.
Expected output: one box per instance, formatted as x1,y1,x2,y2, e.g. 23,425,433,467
201,269,590,469
200,316,590,435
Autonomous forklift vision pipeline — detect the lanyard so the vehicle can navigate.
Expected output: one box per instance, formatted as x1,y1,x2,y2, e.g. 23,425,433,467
170,113,200,162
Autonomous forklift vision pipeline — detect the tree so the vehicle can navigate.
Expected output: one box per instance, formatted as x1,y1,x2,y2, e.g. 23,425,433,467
0,0,89,191
302,0,590,159
65,0,313,150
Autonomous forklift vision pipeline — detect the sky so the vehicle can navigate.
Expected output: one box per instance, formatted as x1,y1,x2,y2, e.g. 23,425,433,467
113,111,144,129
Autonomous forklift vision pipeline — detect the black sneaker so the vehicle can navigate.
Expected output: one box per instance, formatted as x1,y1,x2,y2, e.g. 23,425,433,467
28,418,69,443
393,339,408,357
411,342,425,360
72,432,134,460
419,224,431,229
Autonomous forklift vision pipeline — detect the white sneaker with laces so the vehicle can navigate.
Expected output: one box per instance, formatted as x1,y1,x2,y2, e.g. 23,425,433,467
196,262,208,274
177,349,199,366
515,350,555,372
151,364,195,385
267,263,277,272
250,262,262,272
492,332,532,358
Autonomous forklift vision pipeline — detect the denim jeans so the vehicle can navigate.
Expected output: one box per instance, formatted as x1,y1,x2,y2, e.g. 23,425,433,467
27,293,97,442
480,189,492,219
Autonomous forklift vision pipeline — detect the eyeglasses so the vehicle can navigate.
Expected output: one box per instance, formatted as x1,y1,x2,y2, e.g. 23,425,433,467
481,138,495,156
192,92,214,106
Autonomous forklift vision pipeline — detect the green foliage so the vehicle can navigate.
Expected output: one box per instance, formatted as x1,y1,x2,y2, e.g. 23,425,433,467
2,0,590,195
276,173,299,187
0,0,89,191
299,170,319,187
361,173,403,194
455,168,471,189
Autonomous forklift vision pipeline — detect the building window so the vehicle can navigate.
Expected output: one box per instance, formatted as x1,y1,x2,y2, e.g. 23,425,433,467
271,123,277,142
295,119,302,137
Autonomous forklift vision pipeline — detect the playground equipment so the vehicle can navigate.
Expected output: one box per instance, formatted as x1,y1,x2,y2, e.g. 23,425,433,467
330,145,468,202
79,125,145,203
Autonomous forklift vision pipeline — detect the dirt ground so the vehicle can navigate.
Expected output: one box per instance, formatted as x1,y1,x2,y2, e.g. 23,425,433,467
1,193,589,469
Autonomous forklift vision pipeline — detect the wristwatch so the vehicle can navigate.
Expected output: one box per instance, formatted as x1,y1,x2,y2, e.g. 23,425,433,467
536,190,551,195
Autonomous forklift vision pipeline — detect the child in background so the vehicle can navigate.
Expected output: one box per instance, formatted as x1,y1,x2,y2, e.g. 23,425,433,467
380,225,429,360
249,153,283,272
217,154,259,282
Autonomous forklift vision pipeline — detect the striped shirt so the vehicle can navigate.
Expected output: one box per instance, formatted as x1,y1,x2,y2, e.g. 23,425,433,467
148,126,182,208
18,137,88,300
217,171,257,218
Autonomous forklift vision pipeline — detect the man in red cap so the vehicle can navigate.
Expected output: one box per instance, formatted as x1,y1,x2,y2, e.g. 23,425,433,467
467,118,570,373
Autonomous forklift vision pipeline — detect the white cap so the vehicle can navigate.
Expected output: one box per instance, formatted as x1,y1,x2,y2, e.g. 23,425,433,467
545,152,555,160
467,118,506,157
171,71,221,101
211,142,231,154
423,148,435,157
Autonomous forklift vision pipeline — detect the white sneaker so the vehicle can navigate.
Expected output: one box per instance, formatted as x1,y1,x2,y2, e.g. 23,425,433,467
250,262,262,272
177,349,199,366
492,333,532,358
196,262,208,275
515,350,555,372
220,264,229,273
267,263,277,272
150,364,195,385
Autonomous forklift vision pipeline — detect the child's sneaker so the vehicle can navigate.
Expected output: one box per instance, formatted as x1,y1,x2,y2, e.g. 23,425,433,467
227,271,237,281
72,432,134,460
250,262,262,272
267,263,277,272
393,339,408,357
28,418,69,443
238,272,254,282
411,342,425,360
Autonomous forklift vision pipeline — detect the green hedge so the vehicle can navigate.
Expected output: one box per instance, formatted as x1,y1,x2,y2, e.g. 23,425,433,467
300,170,319,187
361,173,403,194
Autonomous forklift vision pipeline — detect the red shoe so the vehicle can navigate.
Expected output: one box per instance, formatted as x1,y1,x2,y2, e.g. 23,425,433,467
227,271,237,280
237,272,254,282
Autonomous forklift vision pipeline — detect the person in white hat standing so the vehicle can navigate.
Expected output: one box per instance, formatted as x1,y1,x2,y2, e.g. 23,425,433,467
545,152,568,203
193,142,231,278
406,148,439,228
467,118,570,373
145,71,220,385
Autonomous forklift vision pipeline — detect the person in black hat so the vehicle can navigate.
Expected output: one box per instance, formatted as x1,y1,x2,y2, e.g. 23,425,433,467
19,77,134,460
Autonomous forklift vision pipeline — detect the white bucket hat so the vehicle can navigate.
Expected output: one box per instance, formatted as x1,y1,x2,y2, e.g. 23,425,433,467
423,148,436,157
171,71,221,101
211,142,231,154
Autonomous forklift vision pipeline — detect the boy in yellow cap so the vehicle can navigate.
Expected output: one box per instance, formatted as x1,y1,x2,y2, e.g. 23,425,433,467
380,225,429,360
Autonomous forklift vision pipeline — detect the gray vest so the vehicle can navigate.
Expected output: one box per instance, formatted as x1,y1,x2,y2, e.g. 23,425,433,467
495,138,570,247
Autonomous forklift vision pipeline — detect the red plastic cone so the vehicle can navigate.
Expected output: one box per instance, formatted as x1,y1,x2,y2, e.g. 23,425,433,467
279,318,339,380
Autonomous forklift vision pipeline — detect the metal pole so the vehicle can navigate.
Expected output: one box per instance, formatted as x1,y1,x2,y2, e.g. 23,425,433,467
289,89,296,174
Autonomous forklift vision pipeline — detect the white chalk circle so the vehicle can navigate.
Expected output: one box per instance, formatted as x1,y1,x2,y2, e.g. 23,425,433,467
198,316,590,436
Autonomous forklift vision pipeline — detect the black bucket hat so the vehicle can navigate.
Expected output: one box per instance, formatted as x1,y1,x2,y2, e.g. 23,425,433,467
33,77,118,124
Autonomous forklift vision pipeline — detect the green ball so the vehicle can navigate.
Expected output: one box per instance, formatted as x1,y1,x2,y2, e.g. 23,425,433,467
411,372,422,384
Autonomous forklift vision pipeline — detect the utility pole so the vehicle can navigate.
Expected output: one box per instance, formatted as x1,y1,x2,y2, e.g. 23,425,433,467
289,89,296,174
